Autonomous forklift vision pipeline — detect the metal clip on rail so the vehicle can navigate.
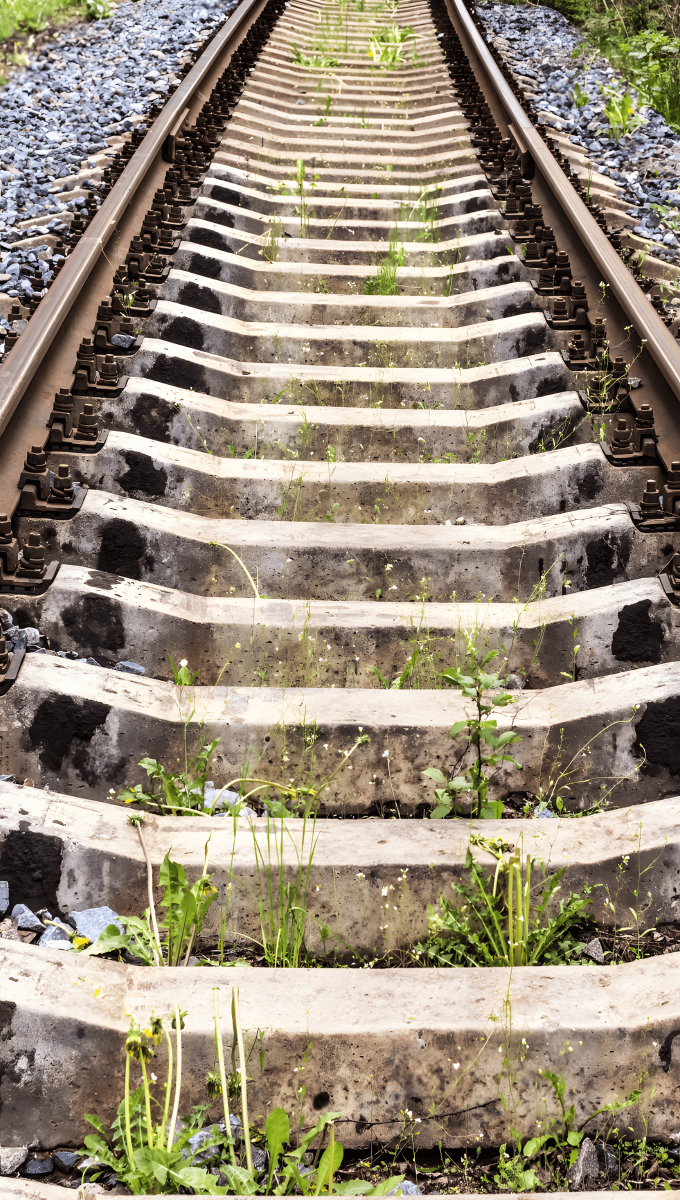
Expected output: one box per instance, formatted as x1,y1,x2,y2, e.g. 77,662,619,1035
0,512,56,595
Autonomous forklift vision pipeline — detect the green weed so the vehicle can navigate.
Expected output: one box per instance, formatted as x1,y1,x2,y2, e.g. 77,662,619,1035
413,834,595,968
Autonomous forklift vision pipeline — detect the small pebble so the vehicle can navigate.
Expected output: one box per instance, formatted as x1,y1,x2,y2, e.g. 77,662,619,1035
583,936,605,964
113,660,145,675
53,1150,81,1172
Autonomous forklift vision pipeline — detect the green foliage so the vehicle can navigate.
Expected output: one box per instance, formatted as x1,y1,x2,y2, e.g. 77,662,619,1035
79,849,217,966
577,21,680,131
622,31,680,129
83,0,110,16
598,79,648,139
290,43,339,67
413,838,594,968
422,633,521,819
246,811,318,967
494,1145,538,1192
261,218,283,264
118,738,224,817
569,80,591,106
80,1002,405,1196
549,0,591,24
364,225,405,295
368,23,416,66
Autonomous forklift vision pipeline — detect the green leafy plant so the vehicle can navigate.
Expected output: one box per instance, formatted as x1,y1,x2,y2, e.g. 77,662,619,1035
493,1144,538,1192
290,43,339,68
79,994,406,1195
83,0,110,15
78,829,218,967
413,835,594,968
78,1008,225,1195
422,634,521,819
598,80,648,140
364,226,405,295
118,739,225,817
569,80,590,106
368,23,416,66
523,1068,642,1179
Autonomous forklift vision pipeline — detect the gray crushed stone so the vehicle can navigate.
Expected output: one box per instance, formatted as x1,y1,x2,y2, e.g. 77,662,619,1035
474,2,680,265
0,0,237,321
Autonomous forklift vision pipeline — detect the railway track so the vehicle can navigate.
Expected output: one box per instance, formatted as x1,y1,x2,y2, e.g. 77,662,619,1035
1,0,680,1183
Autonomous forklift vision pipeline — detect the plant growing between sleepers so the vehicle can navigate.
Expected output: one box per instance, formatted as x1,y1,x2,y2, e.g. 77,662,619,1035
78,989,406,1195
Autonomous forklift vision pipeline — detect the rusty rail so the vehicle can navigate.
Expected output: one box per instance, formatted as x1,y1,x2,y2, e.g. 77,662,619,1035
0,0,262,445
449,0,680,438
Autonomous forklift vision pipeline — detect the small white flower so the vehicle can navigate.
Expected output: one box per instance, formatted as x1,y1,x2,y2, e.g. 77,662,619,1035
382,887,389,896
453,1063,460,1070
180,658,188,667
150,1072,157,1082
382,749,389,758
356,872,365,879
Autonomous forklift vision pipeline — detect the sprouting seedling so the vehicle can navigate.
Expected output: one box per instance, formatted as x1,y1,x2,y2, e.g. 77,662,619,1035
569,80,590,107
314,94,333,125
422,632,521,820
261,218,283,264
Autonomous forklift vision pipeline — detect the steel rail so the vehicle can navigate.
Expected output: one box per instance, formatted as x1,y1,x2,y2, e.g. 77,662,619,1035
0,0,262,443
450,0,680,416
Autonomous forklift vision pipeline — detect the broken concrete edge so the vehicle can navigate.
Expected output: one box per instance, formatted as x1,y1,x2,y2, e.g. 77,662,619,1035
2,941,680,1149
2,783,678,952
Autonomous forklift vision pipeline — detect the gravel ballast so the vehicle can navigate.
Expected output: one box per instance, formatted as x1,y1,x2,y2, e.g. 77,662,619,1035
475,2,680,268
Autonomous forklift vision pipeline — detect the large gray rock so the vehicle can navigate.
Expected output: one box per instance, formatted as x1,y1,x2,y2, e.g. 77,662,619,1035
69,906,123,942
568,1137,600,1189
0,1146,28,1175
11,903,45,932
